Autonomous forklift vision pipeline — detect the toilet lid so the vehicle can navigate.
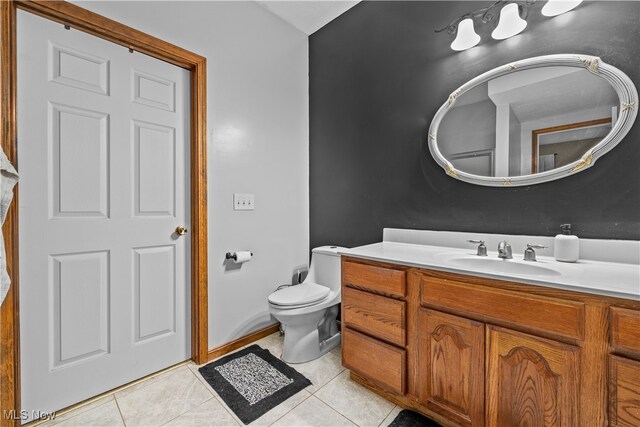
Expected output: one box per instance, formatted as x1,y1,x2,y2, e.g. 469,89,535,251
268,283,330,307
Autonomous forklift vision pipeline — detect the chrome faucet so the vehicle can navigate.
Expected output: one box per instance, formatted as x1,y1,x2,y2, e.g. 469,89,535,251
524,244,547,262
497,241,513,259
467,239,487,256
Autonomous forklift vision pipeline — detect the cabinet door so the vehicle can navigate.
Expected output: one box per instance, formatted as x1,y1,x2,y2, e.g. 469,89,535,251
609,355,640,426
418,309,484,426
487,326,580,426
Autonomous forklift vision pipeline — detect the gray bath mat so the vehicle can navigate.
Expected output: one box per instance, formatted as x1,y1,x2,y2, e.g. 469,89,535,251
198,345,311,424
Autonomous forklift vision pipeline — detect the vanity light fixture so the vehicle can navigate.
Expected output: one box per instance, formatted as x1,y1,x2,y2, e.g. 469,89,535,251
451,18,481,51
491,3,528,40
436,0,534,51
437,0,583,51
541,0,583,16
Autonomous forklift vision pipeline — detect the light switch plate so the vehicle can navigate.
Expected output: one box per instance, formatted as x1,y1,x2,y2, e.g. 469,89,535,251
233,193,255,211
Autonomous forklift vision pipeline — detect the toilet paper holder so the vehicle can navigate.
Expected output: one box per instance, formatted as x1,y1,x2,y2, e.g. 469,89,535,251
225,251,253,261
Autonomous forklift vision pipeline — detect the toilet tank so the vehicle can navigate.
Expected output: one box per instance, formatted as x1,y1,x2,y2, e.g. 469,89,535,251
306,246,347,291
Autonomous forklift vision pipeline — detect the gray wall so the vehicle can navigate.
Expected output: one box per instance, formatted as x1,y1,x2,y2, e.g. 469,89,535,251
508,106,521,176
439,98,496,158
309,1,640,249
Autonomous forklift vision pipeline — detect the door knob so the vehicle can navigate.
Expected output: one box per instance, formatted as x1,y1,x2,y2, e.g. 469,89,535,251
175,226,188,236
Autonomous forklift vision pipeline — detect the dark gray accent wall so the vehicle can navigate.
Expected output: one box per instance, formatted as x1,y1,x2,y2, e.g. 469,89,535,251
309,1,640,249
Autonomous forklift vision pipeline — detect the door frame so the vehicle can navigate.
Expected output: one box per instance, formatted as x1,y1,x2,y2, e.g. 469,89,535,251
530,117,612,174
0,1,208,424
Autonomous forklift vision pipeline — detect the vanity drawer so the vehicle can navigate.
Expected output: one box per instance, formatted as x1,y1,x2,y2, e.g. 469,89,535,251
610,307,640,357
343,260,406,298
343,286,406,346
342,328,406,395
419,275,585,341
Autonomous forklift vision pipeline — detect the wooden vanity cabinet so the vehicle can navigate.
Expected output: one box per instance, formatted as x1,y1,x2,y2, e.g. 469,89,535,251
417,269,583,426
340,257,640,427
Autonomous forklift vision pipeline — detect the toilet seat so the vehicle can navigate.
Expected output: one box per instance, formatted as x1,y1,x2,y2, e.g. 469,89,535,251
268,283,330,308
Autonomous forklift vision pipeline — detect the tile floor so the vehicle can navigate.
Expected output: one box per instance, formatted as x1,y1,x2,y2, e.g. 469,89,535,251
35,333,405,427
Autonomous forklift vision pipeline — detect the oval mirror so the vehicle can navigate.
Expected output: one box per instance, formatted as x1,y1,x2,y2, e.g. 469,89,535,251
428,54,638,186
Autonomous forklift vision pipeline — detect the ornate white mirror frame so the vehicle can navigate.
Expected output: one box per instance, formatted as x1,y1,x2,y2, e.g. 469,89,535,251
428,54,638,186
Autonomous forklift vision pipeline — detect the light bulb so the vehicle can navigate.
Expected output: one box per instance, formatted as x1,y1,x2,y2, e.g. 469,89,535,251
491,3,527,40
542,0,583,16
451,18,481,51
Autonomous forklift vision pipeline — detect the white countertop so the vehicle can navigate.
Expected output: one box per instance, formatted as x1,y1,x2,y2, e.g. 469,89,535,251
339,239,640,300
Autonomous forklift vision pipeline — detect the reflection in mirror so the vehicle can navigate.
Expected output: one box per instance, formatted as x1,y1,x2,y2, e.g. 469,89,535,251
532,118,611,173
438,66,619,177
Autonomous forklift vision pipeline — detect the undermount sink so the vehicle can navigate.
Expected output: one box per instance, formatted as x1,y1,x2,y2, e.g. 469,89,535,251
444,256,561,277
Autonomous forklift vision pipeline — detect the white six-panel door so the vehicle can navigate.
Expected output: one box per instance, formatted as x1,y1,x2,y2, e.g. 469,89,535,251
17,11,191,419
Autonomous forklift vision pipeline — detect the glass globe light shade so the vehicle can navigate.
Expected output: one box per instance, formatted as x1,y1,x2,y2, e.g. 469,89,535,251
491,3,528,40
451,18,481,51
542,0,583,16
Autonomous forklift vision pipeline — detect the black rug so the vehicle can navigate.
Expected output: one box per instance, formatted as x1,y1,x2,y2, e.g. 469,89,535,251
198,344,311,424
388,409,441,427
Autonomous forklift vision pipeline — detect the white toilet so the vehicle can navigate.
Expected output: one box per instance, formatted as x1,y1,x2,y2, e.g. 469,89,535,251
268,246,345,363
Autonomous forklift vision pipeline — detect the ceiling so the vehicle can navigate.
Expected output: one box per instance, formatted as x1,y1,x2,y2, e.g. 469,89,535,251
256,1,360,35
452,67,618,125
488,68,618,124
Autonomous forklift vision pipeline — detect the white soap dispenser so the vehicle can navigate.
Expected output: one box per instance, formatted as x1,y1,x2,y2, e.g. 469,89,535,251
554,224,579,262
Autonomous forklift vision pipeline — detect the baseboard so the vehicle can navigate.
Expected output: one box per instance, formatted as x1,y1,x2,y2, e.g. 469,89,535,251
207,323,280,362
